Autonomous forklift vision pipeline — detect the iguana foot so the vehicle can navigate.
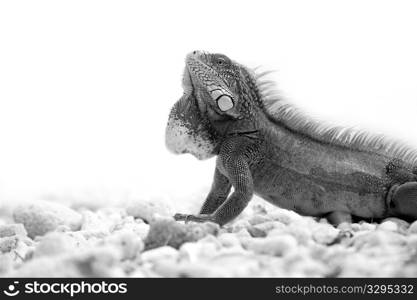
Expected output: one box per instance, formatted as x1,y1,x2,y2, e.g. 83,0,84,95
174,213,216,223
387,182,417,219
326,211,352,226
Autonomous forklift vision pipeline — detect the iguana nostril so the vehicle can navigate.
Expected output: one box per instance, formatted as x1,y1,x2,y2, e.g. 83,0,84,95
191,50,203,57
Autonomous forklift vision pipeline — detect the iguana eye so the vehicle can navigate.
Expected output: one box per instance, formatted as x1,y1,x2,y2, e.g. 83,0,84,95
217,95,234,111
216,57,226,65
213,54,231,66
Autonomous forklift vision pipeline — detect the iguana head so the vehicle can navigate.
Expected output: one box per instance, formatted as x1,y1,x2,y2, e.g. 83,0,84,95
165,51,261,160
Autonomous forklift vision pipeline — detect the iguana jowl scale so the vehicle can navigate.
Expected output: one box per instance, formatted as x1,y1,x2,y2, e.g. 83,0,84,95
166,51,417,226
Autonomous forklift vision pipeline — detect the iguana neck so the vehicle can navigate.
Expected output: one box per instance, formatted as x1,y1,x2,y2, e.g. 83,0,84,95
211,82,268,138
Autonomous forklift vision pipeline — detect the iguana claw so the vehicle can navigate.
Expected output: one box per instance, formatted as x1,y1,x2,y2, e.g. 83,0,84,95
174,213,215,223
173,213,187,222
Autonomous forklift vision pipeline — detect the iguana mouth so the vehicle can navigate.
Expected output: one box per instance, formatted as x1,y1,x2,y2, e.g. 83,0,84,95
181,51,205,96
182,64,193,96
184,51,210,87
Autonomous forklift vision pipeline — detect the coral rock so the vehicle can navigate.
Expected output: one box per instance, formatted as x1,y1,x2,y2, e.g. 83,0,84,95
126,199,173,223
13,201,82,238
144,219,218,250
0,224,27,238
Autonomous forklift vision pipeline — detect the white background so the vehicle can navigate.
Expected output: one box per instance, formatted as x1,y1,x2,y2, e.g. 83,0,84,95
1,0,417,204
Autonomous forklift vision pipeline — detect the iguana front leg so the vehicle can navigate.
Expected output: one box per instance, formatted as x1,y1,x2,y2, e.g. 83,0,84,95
199,168,232,214
174,168,231,224
174,166,232,222
175,139,255,226
210,155,254,225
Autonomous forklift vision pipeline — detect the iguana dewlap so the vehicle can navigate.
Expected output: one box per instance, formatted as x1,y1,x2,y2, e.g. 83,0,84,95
166,51,417,226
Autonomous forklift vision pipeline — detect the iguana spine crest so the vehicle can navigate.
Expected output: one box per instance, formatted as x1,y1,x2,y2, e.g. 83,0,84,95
255,70,417,165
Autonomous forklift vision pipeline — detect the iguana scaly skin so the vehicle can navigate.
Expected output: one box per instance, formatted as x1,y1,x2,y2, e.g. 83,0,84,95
166,51,417,226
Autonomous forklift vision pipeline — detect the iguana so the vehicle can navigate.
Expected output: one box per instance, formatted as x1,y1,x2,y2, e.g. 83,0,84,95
165,50,417,226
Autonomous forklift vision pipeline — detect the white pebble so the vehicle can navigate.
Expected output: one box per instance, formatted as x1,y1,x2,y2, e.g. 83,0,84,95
350,223,361,232
0,236,18,253
141,246,178,263
337,222,352,232
179,241,220,262
253,221,282,233
118,222,149,240
406,234,417,249
312,225,339,244
34,232,80,257
0,254,13,274
284,224,312,244
248,215,272,225
80,210,111,235
408,220,417,235
235,229,251,239
106,230,144,260
244,235,297,256
230,220,251,233
351,231,405,250
13,201,82,238
382,218,409,233
267,209,302,224
217,233,241,248
378,221,398,232
359,222,377,231
0,224,27,238
126,198,173,223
